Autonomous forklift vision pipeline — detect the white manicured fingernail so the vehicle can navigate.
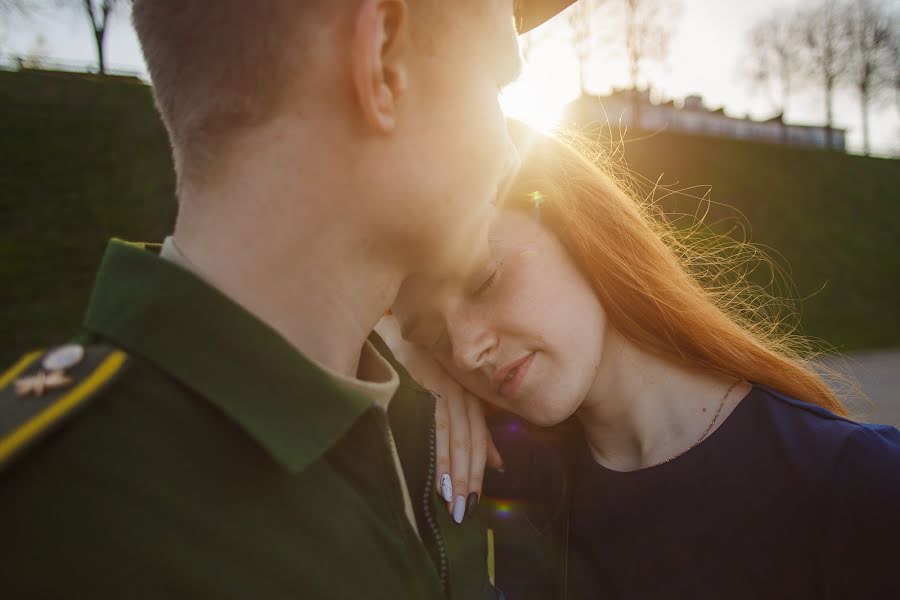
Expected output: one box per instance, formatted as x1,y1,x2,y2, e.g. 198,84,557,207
440,474,453,503
452,495,466,524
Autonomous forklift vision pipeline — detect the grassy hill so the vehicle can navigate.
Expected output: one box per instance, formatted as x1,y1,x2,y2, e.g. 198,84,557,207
0,69,175,365
608,129,899,354
0,68,897,367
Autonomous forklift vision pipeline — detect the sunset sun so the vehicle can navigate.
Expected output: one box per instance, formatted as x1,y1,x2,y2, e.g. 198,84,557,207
500,43,581,133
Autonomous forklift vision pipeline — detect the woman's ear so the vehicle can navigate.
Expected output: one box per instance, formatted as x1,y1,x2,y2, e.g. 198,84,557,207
352,0,410,134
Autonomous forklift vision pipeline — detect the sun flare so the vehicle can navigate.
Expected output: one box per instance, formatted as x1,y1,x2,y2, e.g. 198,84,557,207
500,42,581,133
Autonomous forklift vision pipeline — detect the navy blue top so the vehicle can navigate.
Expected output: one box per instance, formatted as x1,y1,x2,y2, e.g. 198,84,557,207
485,385,900,599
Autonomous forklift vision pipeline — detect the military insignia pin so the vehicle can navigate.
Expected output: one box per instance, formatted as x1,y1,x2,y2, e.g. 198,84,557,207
42,344,85,372
14,343,84,397
14,370,73,397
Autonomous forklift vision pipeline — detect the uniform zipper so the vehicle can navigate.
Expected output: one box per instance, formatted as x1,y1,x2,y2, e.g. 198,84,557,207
373,408,419,539
422,391,449,596
373,403,448,596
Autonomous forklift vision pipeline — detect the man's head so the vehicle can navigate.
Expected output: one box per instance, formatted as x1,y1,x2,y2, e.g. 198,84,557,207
133,0,524,277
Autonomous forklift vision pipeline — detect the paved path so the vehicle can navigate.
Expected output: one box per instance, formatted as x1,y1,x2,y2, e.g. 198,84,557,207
819,349,900,427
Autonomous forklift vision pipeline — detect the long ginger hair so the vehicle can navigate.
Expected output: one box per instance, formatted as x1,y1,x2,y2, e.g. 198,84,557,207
505,122,850,416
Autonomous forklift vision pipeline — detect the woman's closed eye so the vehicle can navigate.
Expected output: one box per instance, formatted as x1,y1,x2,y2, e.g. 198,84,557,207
472,261,502,298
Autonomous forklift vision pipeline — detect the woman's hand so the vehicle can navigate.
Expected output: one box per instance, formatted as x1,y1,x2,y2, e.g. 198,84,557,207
375,315,502,524
431,367,504,524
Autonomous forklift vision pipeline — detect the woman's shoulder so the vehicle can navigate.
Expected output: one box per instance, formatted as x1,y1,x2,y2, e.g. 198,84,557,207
750,383,897,445
770,388,900,595
748,383,900,481
751,387,900,595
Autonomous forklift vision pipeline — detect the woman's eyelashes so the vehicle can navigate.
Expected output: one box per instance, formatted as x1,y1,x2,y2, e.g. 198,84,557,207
474,271,496,296
472,261,502,298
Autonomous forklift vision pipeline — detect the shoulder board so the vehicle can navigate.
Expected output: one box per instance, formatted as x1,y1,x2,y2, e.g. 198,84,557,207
0,343,130,472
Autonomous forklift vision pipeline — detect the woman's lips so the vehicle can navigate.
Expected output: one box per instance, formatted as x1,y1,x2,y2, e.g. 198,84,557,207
494,352,536,399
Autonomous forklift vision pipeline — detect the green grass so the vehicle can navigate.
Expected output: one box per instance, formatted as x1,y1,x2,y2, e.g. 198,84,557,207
0,69,175,366
608,129,900,353
0,69,897,367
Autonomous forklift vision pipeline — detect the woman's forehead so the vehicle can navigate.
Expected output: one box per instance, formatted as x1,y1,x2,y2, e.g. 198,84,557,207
489,208,546,248
395,211,544,307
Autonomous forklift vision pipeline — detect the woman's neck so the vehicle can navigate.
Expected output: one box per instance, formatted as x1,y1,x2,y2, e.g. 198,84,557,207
576,330,750,471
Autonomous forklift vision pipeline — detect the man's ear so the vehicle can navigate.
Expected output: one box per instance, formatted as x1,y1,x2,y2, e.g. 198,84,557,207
352,0,410,134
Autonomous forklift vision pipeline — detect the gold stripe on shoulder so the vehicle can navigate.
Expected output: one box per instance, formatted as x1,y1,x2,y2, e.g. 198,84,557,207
0,351,44,390
0,350,128,465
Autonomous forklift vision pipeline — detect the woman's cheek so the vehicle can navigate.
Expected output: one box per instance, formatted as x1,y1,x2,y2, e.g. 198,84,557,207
459,372,493,402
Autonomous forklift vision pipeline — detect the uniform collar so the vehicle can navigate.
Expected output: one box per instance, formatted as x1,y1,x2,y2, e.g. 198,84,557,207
159,236,400,409
83,239,373,474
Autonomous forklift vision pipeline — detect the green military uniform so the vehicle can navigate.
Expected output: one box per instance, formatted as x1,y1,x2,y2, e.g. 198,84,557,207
0,240,497,598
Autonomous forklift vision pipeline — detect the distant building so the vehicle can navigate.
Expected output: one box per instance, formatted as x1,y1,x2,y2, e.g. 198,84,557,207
565,89,846,152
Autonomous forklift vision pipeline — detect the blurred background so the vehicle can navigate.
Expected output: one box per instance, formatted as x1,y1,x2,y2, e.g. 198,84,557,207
0,1,898,422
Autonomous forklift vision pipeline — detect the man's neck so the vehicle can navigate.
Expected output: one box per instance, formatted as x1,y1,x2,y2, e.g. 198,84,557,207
577,332,743,471
171,168,403,379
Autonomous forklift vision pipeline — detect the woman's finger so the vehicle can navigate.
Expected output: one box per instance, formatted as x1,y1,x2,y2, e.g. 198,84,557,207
486,427,504,471
445,385,472,524
433,392,453,504
465,395,489,517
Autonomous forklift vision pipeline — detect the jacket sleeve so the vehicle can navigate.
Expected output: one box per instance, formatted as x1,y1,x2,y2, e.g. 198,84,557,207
828,423,900,598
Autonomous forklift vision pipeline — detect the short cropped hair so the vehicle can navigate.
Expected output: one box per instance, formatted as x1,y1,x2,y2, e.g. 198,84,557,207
132,1,457,193
133,1,310,190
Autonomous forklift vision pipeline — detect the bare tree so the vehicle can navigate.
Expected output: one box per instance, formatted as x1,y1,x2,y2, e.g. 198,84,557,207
846,0,898,154
78,0,130,74
745,10,800,141
796,0,853,150
565,0,604,95
37,0,128,73
620,0,680,93
16,1,129,73
595,0,680,123
561,0,680,107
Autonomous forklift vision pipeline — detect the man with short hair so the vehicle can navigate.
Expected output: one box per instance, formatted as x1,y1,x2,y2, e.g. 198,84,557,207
0,1,574,597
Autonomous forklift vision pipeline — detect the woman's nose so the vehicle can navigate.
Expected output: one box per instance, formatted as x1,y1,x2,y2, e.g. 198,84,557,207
449,322,496,372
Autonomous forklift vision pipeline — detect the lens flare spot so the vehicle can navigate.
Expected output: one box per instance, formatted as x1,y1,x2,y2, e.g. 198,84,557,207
486,498,522,519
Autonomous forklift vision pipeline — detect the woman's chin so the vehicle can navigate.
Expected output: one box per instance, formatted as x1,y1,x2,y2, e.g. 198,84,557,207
515,400,575,428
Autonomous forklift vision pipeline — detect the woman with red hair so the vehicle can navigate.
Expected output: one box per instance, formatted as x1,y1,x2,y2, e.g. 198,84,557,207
380,123,900,598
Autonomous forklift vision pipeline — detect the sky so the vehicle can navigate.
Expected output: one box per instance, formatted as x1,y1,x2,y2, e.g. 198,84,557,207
1,0,897,156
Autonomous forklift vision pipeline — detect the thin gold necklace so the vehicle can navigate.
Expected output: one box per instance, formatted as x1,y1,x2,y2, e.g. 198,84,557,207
652,379,742,467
